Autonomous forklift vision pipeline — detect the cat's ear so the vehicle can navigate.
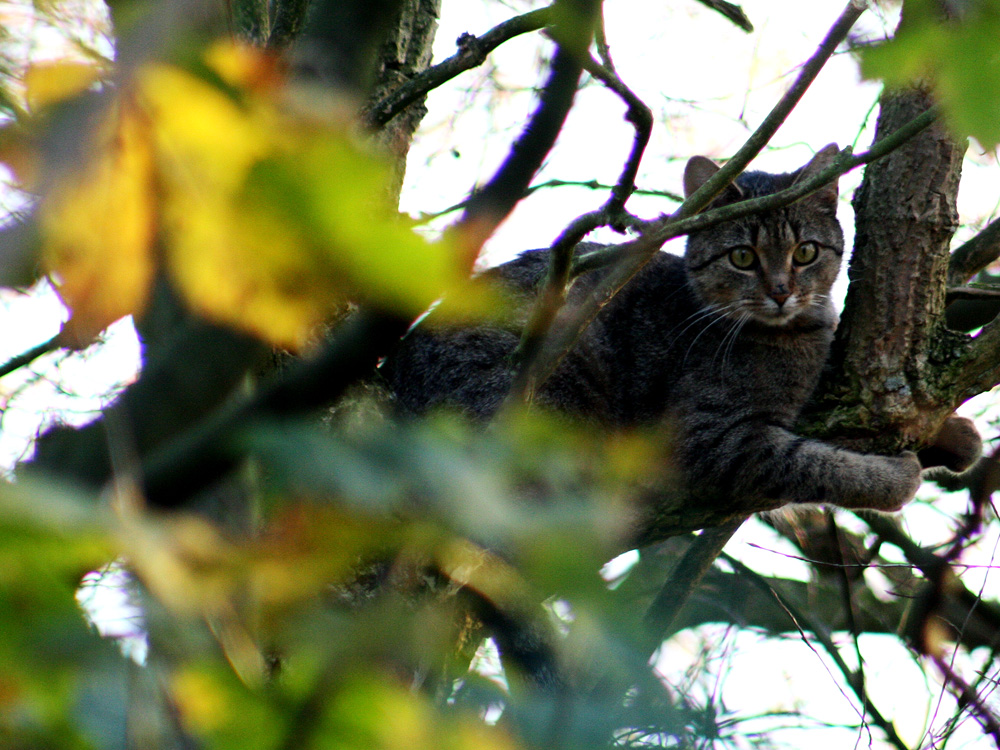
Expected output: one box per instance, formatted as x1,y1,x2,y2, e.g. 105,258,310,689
683,155,743,205
794,143,840,210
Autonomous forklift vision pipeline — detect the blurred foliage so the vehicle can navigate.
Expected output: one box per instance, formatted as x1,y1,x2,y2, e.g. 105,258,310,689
861,0,1000,149
2,41,496,350
0,402,726,749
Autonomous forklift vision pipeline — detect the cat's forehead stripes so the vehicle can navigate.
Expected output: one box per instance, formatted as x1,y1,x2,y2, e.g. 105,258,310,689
752,219,798,250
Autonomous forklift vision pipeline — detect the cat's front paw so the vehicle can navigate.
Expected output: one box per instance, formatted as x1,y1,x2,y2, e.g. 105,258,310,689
871,451,923,512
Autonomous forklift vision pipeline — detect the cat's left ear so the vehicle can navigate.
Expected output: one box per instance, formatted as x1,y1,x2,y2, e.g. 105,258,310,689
794,143,840,211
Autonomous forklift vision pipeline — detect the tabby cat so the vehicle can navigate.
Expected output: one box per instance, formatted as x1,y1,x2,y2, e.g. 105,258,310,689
385,145,927,511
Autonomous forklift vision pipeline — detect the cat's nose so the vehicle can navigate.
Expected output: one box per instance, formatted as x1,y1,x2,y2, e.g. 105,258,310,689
769,287,791,307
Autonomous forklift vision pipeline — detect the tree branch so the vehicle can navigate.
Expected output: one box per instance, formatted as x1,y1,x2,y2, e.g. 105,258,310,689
642,519,743,648
507,51,653,403
721,552,911,750
692,0,753,33
449,0,599,271
131,311,409,508
362,6,555,130
948,217,1000,287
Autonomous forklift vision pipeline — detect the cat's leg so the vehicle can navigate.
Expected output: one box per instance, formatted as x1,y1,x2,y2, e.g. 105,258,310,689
689,424,924,512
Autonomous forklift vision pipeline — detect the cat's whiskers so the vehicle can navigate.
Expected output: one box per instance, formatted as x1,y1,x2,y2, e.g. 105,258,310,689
682,302,741,364
715,308,752,372
669,301,738,344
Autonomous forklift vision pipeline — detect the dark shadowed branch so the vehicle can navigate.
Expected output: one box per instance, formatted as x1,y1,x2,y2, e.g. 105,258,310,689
507,50,652,402
692,0,753,32
135,311,410,507
949,217,1000,287
641,519,743,647
721,552,911,750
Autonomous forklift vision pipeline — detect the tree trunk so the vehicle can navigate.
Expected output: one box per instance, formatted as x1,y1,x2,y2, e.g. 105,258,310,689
802,85,968,453
367,0,442,206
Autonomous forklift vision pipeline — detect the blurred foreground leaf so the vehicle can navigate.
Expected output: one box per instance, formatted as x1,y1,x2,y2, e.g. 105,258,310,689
861,0,1000,149
0,481,125,749
17,43,497,351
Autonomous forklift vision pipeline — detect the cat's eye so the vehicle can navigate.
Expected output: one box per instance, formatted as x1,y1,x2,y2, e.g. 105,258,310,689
728,247,757,270
793,242,820,266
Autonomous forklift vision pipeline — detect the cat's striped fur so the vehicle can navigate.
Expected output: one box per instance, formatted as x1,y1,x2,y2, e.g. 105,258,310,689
385,146,923,511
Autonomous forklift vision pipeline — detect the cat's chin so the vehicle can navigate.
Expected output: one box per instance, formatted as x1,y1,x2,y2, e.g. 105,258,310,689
750,306,803,327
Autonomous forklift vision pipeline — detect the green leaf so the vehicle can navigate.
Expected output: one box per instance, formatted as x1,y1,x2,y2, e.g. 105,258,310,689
861,2,1000,149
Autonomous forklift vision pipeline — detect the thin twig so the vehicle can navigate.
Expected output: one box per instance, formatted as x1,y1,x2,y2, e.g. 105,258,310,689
362,6,555,130
722,551,911,750
0,333,60,381
826,510,873,737
507,51,653,403
582,54,653,221
415,179,680,223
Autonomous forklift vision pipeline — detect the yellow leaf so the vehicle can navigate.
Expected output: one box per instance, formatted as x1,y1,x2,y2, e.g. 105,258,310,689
24,60,103,112
41,97,156,348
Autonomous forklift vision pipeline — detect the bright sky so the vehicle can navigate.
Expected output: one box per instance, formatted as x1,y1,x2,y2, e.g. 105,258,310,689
2,0,1000,747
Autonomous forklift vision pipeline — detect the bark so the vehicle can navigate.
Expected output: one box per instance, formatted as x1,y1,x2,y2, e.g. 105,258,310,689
803,83,968,452
366,0,443,205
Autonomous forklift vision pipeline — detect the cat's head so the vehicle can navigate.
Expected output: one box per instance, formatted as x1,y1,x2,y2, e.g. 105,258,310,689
682,144,844,327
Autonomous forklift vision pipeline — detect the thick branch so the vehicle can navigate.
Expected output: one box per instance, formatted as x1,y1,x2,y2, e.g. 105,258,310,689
804,80,966,456
134,311,409,507
28,318,270,488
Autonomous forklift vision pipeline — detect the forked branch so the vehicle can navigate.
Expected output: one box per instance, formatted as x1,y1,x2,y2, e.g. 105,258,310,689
362,6,555,130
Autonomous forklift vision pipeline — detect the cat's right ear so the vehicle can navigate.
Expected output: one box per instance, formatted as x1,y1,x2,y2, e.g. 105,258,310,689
684,155,743,206
794,143,840,210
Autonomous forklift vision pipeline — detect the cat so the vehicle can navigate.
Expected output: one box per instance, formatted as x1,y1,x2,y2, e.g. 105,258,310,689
384,145,933,512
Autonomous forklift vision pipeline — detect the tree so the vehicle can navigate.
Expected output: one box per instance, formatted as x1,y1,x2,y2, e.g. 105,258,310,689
2,0,1000,748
